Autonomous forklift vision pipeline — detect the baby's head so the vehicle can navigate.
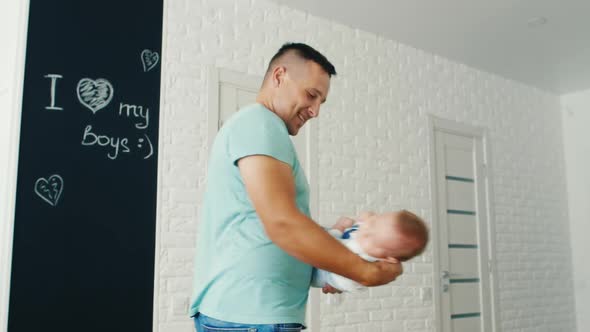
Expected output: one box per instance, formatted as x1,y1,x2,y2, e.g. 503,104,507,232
357,210,428,262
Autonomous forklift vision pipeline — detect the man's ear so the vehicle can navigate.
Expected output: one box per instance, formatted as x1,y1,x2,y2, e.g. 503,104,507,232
272,66,286,87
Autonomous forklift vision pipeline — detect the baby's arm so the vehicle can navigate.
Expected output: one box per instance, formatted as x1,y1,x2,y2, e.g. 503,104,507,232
330,216,355,233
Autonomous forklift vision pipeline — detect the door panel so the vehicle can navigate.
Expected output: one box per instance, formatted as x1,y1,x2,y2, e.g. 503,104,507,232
450,283,481,313
448,249,479,277
447,214,478,244
446,181,476,212
452,316,481,332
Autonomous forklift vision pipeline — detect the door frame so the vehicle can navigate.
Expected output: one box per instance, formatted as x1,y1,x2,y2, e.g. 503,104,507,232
206,67,321,331
427,115,500,332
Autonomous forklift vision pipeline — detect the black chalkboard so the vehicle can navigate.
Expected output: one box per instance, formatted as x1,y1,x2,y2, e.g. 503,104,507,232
9,0,163,331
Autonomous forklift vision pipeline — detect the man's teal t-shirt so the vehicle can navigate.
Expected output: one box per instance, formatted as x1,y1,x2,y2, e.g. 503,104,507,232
189,103,312,324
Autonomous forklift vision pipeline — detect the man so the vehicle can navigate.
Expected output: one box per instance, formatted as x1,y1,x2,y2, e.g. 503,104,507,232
190,43,403,332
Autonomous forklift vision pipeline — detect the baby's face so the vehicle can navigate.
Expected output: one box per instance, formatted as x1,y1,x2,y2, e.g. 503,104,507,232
358,212,417,262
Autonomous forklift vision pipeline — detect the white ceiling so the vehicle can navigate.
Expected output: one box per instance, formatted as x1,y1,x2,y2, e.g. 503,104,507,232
269,0,590,94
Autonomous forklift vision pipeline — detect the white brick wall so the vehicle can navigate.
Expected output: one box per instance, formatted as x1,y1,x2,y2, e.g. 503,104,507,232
158,0,577,331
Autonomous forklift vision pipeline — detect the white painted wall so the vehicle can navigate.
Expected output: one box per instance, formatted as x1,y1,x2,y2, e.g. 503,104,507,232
1,1,578,332
157,1,576,331
0,0,28,331
0,2,25,188
561,89,590,332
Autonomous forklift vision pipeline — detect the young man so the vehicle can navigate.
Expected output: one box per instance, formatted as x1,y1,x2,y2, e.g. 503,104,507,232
190,43,403,332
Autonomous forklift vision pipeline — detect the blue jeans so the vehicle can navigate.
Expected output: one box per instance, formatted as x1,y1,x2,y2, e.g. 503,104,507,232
193,313,305,332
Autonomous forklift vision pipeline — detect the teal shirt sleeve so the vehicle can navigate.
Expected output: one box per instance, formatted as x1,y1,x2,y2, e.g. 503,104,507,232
227,109,295,167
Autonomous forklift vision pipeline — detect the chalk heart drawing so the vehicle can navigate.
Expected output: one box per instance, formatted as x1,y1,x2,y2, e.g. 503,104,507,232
76,78,114,113
34,174,63,207
141,49,159,72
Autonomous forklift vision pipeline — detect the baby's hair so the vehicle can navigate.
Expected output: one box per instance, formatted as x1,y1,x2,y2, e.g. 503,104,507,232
395,210,429,258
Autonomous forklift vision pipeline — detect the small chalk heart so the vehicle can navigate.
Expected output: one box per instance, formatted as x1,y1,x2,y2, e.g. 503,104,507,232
141,49,159,72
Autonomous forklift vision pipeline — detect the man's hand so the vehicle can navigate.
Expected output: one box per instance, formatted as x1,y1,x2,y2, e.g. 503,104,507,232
331,216,355,233
360,260,403,287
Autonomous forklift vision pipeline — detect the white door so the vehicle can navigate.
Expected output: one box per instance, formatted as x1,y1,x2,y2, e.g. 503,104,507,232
429,116,499,332
208,67,320,331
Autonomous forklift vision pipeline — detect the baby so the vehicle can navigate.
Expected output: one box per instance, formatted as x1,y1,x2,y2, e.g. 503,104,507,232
311,210,428,292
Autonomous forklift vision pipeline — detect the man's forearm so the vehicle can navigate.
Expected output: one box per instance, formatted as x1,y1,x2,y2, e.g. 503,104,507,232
237,156,399,286
266,213,371,285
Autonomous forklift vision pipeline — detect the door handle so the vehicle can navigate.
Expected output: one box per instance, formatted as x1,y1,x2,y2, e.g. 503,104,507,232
441,270,470,292
442,270,469,279
441,270,450,292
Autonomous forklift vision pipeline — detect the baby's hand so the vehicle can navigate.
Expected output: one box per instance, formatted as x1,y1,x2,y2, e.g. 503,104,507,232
322,283,342,294
332,216,355,232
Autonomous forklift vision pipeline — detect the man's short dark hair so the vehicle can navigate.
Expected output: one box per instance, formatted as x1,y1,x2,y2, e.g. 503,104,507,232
267,42,337,77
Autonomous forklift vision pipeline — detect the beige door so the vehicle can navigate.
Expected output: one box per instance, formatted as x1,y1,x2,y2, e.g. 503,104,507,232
430,116,499,332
